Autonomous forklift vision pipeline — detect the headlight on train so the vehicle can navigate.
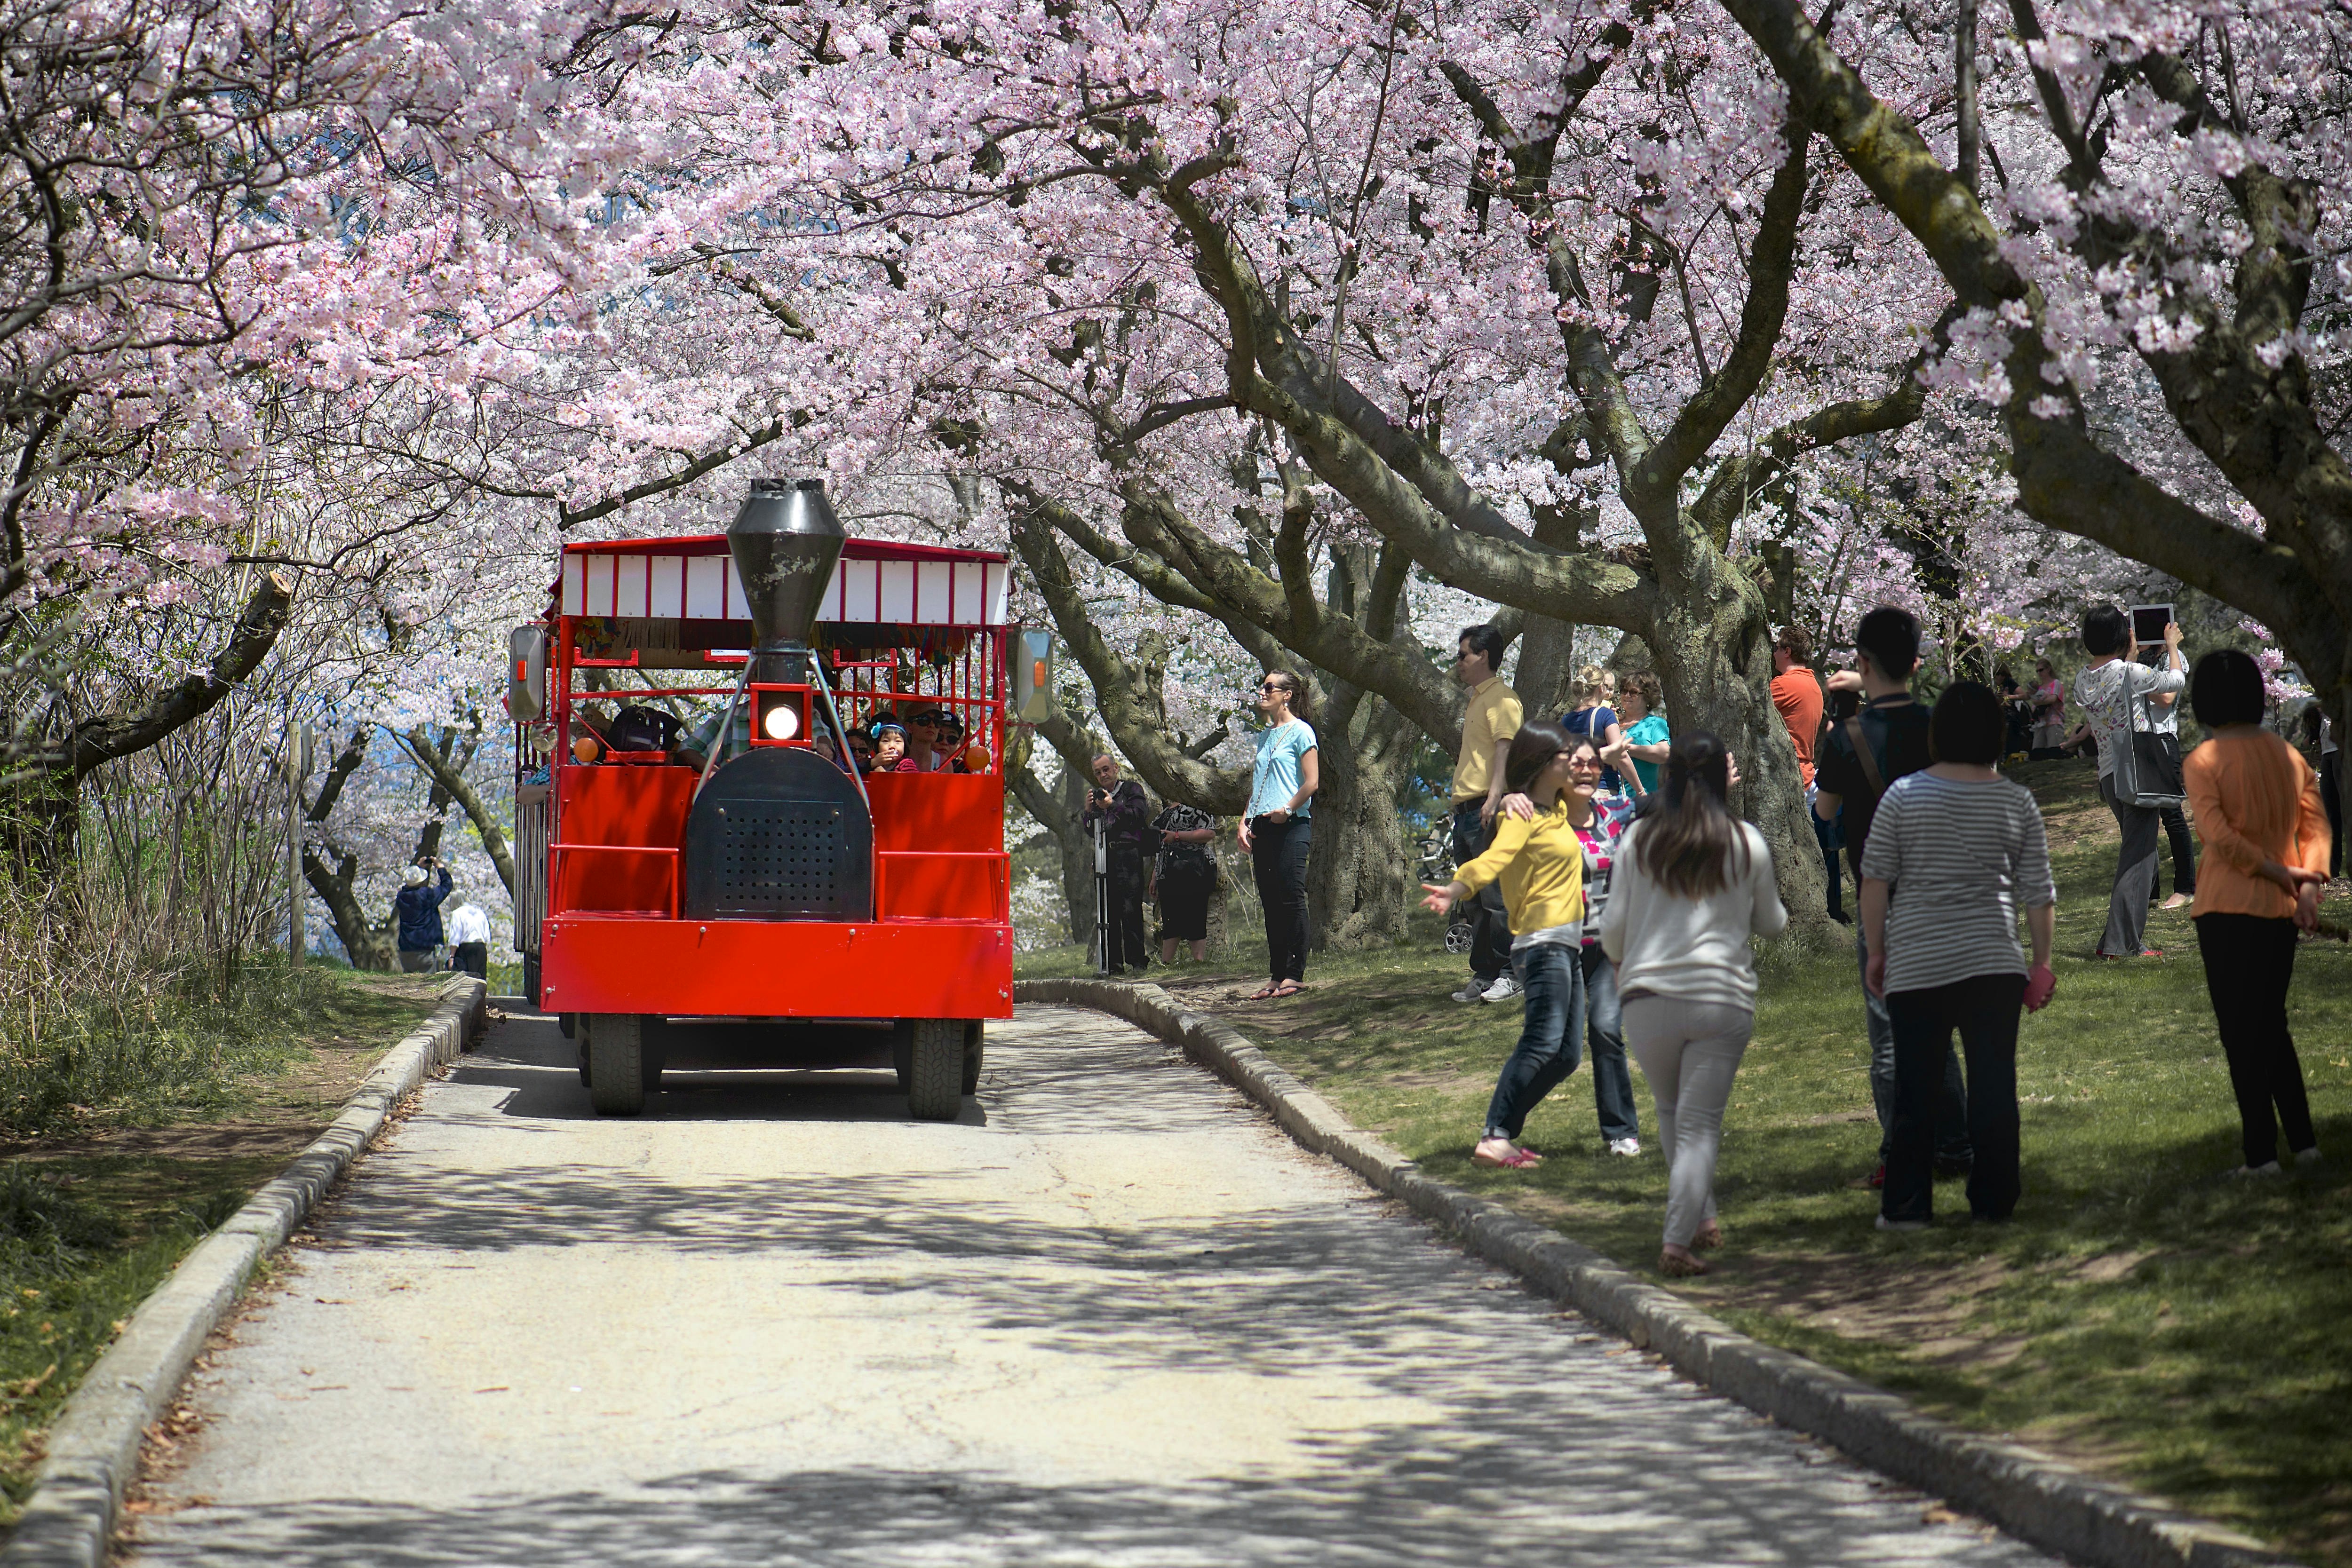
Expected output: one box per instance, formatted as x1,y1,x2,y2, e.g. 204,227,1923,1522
763,702,801,741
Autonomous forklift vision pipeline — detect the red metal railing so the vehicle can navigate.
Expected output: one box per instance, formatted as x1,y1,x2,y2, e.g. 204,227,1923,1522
875,850,1010,922
550,842,680,919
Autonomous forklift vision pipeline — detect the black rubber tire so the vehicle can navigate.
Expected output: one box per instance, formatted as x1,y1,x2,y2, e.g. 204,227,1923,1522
523,952,542,1010
906,1019,964,1121
961,1021,985,1095
587,1014,647,1116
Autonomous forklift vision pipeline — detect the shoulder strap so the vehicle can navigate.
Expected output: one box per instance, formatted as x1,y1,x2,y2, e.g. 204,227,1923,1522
1846,715,1887,801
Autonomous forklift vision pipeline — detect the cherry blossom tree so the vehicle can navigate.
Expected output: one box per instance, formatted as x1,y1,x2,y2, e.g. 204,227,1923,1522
1717,0,2351,741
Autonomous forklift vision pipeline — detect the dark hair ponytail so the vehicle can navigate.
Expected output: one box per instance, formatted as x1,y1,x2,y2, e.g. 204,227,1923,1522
1635,730,1748,898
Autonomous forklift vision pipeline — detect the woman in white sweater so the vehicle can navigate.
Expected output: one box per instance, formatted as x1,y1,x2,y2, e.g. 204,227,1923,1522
1598,732,1788,1276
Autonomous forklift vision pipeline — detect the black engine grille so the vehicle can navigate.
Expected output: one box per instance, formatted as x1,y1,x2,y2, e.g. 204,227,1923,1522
714,802,841,911
684,747,873,921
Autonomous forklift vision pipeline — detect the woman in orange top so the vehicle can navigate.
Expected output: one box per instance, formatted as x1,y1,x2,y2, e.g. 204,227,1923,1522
2183,650,2331,1176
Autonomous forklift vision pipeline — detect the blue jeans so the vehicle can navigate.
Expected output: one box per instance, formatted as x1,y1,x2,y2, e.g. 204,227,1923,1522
1451,801,1514,982
1859,929,1971,1167
1483,943,1585,1140
1581,946,1640,1143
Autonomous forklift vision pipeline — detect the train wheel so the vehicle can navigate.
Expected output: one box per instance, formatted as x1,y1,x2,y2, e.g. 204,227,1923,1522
961,1021,985,1095
587,1014,647,1116
906,1019,963,1121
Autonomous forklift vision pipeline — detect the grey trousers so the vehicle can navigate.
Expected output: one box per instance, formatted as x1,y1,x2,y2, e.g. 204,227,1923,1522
2098,773,2163,956
1623,996,1753,1249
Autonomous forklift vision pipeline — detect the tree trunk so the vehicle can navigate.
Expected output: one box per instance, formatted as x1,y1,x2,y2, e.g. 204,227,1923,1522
1006,722,1098,950
1644,586,1827,931
1510,506,1593,720
304,843,396,971
1303,689,1418,951
401,724,513,896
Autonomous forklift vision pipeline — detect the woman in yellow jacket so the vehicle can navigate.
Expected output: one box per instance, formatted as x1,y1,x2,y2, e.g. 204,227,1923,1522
1422,719,1588,1169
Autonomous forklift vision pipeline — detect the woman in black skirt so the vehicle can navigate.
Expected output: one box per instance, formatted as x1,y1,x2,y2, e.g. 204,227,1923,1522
1152,801,1219,963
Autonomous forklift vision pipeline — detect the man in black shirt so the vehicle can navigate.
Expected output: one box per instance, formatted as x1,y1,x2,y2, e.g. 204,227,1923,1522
1812,606,1972,1190
1081,753,1155,975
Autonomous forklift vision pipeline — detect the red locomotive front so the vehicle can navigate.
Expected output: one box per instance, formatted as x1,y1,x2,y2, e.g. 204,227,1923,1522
508,480,1014,1119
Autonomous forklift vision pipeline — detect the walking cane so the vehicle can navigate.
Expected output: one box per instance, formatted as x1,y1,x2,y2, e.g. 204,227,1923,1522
1094,813,1111,975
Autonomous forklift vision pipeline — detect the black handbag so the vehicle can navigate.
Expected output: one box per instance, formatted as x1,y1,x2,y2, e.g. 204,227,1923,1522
2110,687,2185,808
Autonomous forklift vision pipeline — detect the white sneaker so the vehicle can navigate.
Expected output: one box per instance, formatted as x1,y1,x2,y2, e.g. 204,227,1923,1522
1451,979,1486,1003
2295,1147,2324,1170
1875,1214,1929,1232
2228,1161,2284,1178
1607,1137,1641,1157
1480,974,1523,1003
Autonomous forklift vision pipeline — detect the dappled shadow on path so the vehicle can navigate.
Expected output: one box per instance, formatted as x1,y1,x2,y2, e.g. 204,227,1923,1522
128,1006,2053,1568
127,1455,2037,1568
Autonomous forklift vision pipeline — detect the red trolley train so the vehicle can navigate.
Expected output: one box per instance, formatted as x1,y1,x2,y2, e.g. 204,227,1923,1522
508,480,1015,1119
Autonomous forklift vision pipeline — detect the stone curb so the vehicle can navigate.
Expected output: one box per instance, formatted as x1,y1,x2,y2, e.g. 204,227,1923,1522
0,976,487,1568
1017,977,2298,1568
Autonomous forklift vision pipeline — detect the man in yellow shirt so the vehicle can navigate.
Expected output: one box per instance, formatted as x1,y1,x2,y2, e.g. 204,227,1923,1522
1450,624,1525,1003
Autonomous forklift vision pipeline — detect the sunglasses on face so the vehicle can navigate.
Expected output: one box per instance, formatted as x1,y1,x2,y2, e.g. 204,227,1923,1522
1566,755,1603,770
1257,681,1287,693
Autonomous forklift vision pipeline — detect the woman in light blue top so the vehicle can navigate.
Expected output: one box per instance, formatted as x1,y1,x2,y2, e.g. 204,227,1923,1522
1239,670,1318,998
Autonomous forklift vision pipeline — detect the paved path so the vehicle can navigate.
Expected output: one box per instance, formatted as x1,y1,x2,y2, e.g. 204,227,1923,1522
126,1005,2059,1567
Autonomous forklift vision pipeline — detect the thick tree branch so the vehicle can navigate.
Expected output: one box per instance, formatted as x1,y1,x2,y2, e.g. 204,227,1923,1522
397,723,514,897
68,570,293,777
1007,504,1250,812
1713,0,2342,657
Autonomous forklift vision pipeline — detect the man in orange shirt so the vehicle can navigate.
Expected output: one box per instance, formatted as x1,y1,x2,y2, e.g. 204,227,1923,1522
1771,626,1843,922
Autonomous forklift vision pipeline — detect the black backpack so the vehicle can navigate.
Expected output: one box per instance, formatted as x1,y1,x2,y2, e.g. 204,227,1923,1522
608,704,684,753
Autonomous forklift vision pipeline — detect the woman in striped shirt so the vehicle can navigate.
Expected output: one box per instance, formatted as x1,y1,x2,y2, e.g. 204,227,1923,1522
1860,682,2058,1229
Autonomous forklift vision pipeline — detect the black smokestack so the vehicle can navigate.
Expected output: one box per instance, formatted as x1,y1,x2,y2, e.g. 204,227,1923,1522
729,478,846,683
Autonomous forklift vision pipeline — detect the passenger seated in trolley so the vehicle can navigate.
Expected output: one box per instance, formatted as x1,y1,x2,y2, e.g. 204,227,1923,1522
571,703,616,764
933,709,968,772
903,708,946,771
676,694,751,774
935,708,989,774
870,720,910,772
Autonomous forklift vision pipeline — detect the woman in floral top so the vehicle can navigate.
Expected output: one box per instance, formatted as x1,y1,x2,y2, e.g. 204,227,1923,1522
1150,801,1219,964
1502,735,1644,1154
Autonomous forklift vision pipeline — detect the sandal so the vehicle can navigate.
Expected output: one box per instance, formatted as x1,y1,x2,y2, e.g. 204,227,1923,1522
1659,1248,1710,1277
1691,1221,1724,1251
1269,982,1306,998
1471,1139,1542,1170
1245,985,1279,1001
